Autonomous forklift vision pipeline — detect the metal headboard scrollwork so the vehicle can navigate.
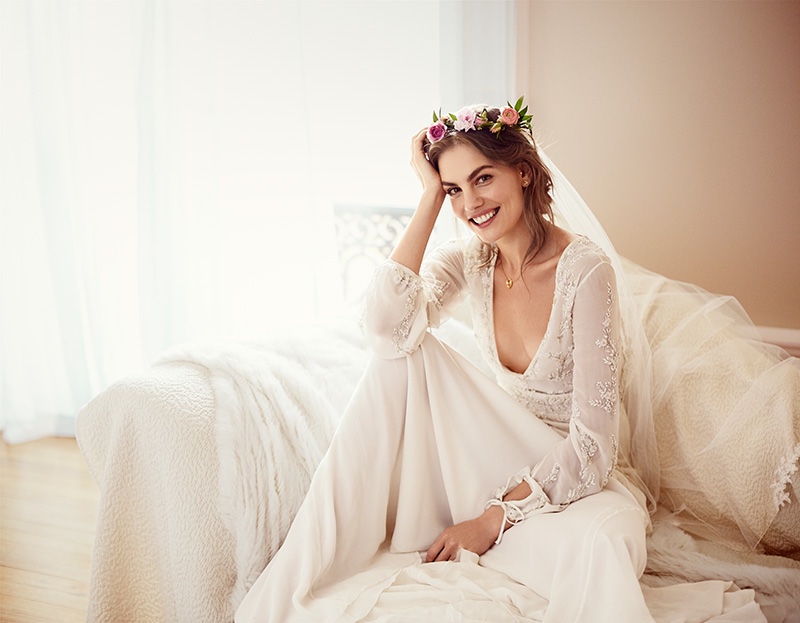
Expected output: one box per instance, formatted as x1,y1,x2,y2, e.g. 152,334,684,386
333,205,415,302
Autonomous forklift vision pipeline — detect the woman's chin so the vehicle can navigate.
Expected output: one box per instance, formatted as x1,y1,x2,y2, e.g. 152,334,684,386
472,225,502,245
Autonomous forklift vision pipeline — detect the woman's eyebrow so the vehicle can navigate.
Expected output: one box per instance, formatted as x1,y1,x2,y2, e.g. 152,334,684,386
441,164,493,187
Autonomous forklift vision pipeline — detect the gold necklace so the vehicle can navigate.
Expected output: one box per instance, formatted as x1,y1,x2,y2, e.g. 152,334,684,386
498,256,523,289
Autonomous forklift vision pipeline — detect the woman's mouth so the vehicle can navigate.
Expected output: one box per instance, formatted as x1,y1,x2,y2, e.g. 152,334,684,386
470,209,498,227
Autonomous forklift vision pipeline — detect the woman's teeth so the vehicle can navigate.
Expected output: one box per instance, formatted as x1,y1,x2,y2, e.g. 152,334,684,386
471,209,497,226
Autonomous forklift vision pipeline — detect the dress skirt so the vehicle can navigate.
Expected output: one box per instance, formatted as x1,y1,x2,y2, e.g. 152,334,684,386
235,333,763,623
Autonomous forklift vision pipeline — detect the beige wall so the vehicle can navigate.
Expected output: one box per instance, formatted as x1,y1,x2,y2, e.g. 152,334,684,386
517,0,800,329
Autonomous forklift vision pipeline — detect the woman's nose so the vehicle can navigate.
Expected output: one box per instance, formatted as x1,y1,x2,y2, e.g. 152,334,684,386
463,187,482,211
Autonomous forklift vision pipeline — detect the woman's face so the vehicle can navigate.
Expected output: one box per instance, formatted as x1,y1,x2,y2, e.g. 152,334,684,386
436,142,529,245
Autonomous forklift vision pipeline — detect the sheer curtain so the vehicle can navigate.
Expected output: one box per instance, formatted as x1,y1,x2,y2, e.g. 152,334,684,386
0,0,514,443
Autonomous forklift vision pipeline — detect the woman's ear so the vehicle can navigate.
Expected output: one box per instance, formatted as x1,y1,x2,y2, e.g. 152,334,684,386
519,163,532,188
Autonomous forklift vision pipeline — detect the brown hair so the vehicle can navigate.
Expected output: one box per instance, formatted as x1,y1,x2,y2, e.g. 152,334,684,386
426,108,554,268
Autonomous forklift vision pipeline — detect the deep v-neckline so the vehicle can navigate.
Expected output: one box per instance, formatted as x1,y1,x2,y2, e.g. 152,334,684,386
487,237,580,376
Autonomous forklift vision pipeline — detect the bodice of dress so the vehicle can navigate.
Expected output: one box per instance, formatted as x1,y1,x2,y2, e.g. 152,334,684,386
361,235,623,513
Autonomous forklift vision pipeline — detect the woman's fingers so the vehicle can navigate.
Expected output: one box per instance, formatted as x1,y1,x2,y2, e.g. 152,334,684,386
425,531,458,563
410,128,442,191
425,536,444,563
425,516,499,563
426,533,454,563
410,128,429,165
435,546,454,563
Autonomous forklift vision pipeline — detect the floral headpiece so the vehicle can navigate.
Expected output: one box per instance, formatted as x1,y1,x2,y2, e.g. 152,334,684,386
426,96,533,144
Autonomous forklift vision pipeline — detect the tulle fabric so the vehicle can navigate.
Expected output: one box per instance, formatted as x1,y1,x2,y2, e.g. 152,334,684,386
625,259,800,550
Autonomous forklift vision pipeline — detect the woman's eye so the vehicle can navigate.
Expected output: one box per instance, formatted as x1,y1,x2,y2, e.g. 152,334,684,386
446,188,461,197
476,174,492,184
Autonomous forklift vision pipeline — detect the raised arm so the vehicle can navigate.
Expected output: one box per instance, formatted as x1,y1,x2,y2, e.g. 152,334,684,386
389,129,447,273
361,131,467,358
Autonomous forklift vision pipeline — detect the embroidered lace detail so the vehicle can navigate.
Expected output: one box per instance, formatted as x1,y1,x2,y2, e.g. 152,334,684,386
474,257,496,366
566,473,597,504
389,264,423,355
590,283,618,417
463,239,494,275
543,349,572,382
578,426,599,464
566,424,599,503
555,240,590,340
420,270,450,309
540,462,561,487
501,385,572,423
602,435,619,487
772,443,800,509
386,263,451,355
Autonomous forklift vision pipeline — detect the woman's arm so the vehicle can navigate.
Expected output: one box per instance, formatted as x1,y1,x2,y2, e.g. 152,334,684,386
529,259,621,505
424,481,532,562
389,129,446,273
361,131,467,358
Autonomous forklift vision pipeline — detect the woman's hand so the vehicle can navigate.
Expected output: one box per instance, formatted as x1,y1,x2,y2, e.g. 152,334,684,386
410,128,445,199
388,129,446,272
425,505,505,563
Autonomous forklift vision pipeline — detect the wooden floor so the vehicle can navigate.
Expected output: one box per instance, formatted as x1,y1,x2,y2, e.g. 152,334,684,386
0,437,98,623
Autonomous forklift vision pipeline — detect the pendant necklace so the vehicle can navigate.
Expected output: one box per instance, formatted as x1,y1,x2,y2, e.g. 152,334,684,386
498,255,522,289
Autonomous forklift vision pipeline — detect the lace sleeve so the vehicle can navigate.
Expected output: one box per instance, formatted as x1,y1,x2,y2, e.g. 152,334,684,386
361,240,468,359
486,259,621,525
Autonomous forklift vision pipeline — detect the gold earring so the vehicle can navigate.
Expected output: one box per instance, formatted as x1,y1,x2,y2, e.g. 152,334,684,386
522,180,529,187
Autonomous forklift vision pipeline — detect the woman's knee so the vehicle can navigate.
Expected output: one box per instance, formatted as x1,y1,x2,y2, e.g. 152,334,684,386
589,505,649,577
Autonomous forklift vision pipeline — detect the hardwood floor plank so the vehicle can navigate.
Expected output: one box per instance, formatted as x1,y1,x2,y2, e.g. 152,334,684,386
0,437,97,623
0,594,86,623
0,516,95,548
0,496,98,532
1,567,89,610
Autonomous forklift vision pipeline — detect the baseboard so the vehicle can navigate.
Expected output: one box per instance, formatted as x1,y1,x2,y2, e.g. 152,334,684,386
757,326,800,358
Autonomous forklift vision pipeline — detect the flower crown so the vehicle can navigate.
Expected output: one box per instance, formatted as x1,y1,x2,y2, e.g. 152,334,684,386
426,96,533,144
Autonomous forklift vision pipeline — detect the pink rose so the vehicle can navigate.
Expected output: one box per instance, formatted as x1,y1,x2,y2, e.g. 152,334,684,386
454,107,477,132
427,121,447,142
500,106,520,126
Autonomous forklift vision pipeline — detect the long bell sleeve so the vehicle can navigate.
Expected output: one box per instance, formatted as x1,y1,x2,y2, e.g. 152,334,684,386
486,259,622,535
361,241,468,359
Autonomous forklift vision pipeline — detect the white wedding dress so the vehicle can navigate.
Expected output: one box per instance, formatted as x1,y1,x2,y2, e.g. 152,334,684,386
235,235,768,622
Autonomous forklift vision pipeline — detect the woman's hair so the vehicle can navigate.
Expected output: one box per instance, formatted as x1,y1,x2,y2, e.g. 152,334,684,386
426,107,555,268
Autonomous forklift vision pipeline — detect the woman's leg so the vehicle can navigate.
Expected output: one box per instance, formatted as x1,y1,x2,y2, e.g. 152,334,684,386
479,479,654,623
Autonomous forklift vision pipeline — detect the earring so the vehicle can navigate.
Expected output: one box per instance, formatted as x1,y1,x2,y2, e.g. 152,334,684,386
522,180,529,187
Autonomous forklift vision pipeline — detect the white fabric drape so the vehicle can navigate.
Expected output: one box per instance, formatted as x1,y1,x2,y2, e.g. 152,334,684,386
0,0,515,443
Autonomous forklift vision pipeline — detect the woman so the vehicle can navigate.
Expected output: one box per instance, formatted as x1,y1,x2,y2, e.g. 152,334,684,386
235,101,770,622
